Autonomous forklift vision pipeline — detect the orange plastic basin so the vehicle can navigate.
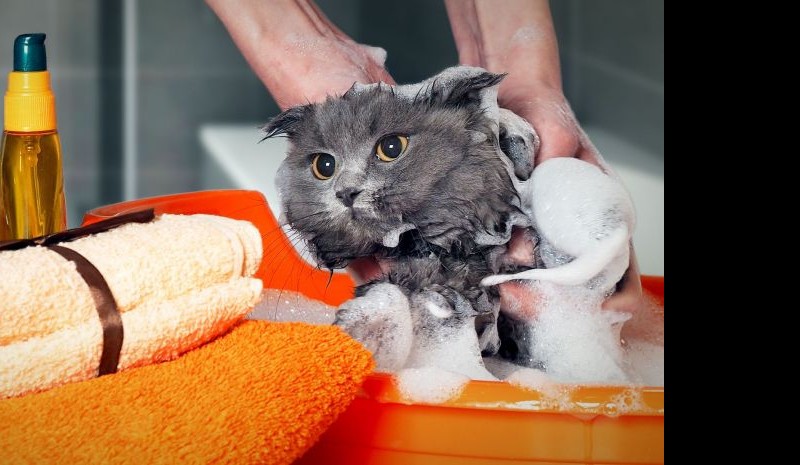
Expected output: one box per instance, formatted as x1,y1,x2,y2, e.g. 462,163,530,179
83,189,664,465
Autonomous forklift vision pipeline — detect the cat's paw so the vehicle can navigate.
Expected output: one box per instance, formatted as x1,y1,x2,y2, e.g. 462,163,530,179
498,108,539,181
333,283,412,372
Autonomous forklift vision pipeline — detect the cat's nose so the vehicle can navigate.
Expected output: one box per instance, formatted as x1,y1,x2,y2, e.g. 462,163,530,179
336,187,363,207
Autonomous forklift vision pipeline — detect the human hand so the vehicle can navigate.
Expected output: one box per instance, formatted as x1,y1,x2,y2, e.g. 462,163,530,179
207,0,394,110
496,82,644,320
260,37,394,110
442,0,646,326
498,83,608,168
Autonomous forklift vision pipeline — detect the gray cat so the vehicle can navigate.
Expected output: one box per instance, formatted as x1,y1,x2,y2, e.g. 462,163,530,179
263,65,644,385
263,67,535,372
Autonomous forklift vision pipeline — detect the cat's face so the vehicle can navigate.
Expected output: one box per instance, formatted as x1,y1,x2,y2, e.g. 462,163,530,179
265,67,522,269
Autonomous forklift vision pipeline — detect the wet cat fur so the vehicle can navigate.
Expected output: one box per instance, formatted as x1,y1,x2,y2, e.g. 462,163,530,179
263,69,532,350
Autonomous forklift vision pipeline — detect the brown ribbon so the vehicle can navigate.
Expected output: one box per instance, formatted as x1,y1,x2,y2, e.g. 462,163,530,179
48,245,124,375
0,208,155,376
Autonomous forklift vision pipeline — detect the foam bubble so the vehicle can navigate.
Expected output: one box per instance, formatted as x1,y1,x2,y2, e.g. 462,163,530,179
506,367,576,410
607,388,645,417
522,282,631,384
396,367,470,404
248,289,336,325
625,339,665,386
506,368,560,397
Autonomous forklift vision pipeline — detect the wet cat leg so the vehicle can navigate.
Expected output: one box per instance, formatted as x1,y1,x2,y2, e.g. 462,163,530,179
472,289,501,355
405,287,496,381
333,283,412,372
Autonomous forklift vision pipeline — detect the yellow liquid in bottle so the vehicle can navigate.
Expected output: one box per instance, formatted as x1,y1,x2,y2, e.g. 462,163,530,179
0,129,67,240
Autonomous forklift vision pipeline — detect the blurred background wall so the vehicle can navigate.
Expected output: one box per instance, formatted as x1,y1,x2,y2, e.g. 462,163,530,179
0,0,663,228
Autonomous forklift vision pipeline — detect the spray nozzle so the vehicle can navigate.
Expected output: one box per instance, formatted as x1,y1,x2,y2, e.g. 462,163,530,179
13,33,47,72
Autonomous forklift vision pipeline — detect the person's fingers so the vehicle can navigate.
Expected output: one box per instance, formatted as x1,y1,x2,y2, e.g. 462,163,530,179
501,88,613,170
574,141,609,170
498,245,644,324
269,39,396,109
603,247,663,345
502,227,536,267
601,246,642,314
601,281,642,316
530,116,580,164
498,281,544,321
501,91,580,164
523,105,608,170
369,61,396,85
601,247,659,342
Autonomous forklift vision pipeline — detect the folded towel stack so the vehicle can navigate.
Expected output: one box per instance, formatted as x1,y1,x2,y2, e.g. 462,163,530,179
0,213,264,399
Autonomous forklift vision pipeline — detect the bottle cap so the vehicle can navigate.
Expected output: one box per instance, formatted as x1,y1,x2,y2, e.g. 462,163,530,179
4,33,56,132
14,33,47,72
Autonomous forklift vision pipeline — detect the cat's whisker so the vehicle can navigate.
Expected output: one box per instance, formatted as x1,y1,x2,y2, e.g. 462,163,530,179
259,230,305,281
253,210,326,245
273,233,310,313
259,229,299,261
260,236,295,265
294,240,319,295
264,232,309,293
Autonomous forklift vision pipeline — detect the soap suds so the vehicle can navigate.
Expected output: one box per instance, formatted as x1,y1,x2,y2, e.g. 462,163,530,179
396,367,470,404
248,289,337,325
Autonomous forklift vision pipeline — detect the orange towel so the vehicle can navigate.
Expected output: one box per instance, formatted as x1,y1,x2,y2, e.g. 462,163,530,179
0,320,374,465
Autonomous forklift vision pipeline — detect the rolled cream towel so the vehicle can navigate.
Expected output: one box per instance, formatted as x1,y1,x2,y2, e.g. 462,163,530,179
0,277,262,399
0,214,262,345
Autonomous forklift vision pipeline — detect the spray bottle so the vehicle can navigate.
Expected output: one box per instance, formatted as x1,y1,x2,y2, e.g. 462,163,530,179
0,33,66,240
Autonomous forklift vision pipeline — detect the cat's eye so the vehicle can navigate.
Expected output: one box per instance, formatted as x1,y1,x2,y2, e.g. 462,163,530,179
376,135,409,161
311,153,336,180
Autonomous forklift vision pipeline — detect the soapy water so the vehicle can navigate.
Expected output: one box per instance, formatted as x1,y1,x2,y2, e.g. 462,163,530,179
251,286,663,408
500,280,664,387
506,367,577,411
624,340,665,386
251,287,487,400
248,289,337,325
521,282,631,384
396,367,470,404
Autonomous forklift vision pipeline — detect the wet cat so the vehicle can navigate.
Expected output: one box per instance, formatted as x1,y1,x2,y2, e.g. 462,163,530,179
263,67,534,374
263,66,636,382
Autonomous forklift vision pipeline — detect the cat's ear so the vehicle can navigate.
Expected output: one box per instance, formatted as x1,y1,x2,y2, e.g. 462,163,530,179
426,68,506,108
261,105,311,140
342,81,372,99
442,71,506,107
